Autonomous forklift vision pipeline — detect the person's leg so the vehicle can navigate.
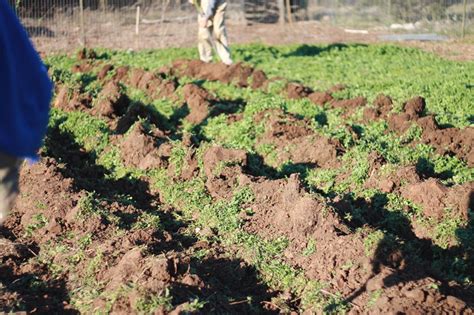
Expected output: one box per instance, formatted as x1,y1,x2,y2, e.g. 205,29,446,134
0,152,21,225
198,15,214,63
212,2,232,65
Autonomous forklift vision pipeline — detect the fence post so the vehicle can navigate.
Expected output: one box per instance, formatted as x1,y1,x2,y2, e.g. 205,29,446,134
278,0,285,25
79,0,86,46
136,6,141,35
285,0,293,25
135,5,140,49
462,0,467,38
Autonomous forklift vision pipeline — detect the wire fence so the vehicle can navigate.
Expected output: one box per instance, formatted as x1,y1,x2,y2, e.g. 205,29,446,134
9,0,473,52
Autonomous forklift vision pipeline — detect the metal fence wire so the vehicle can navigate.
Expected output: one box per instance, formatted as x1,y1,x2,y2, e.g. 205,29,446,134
9,0,473,52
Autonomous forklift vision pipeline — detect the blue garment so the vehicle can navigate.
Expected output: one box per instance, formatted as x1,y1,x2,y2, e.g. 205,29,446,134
0,1,52,160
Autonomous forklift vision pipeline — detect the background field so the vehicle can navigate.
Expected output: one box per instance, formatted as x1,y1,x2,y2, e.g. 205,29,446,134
1,43,473,313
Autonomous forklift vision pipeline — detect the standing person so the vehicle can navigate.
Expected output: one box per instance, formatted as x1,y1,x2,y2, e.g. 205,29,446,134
190,0,233,65
0,1,52,225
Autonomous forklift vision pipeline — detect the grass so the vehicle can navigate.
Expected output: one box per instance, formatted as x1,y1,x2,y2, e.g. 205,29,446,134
26,43,474,313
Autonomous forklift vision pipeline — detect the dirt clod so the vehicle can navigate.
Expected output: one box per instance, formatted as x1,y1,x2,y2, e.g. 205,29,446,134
119,122,168,170
94,81,130,118
286,82,312,99
171,59,268,89
182,83,215,125
97,64,114,80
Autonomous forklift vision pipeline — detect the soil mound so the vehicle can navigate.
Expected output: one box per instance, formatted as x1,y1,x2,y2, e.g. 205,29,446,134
401,179,473,220
53,85,92,112
93,81,130,118
182,83,215,125
113,66,130,82
366,165,421,194
308,91,334,105
256,110,343,168
404,96,426,118
382,96,473,165
3,157,258,313
286,83,350,106
0,158,83,312
97,64,114,80
71,62,95,73
171,59,268,89
126,68,178,100
421,126,474,167
363,94,393,122
251,69,268,89
330,96,367,110
115,102,168,134
5,158,83,243
387,96,426,133
203,146,248,199
119,122,170,170
241,174,372,297
286,82,312,99
199,147,474,313
362,152,422,194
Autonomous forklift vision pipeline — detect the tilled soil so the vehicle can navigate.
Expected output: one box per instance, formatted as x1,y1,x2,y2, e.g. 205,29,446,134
202,146,474,313
2,55,473,313
1,145,282,314
255,109,343,168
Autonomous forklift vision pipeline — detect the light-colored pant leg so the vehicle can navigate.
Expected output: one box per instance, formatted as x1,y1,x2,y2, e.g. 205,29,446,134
198,19,214,63
0,152,21,225
212,2,232,65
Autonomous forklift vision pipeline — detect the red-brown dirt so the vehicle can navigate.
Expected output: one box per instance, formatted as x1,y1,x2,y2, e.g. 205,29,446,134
125,68,178,101
171,59,269,89
119,122,170,170
113,66,130,82
53,85,92,112
285,83,340,106
421,126,474,167
77,48,97,60
362,95,473,166
182,83,215,125
1,151,281,313
97,64,114,80
255,109,343,168
93,81,130,118
71,62,95,73
386,97,425,134
5,60,474,314
401,179,473,220
363,94,393,122
286,82,312,99
199,146,473,313
203,146,248,200
330,96,368,112
308,91,334,105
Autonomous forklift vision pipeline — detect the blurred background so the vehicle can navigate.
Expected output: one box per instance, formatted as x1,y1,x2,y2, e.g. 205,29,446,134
8,0,473,52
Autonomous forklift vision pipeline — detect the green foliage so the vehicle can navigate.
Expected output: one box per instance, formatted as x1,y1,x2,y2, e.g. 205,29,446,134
50,109,110,154
363,230,385,257
302,239,317,256
135,289,173,313
367,289,383,308
24,214,48,237
40,43,474,313
235,44,473,128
